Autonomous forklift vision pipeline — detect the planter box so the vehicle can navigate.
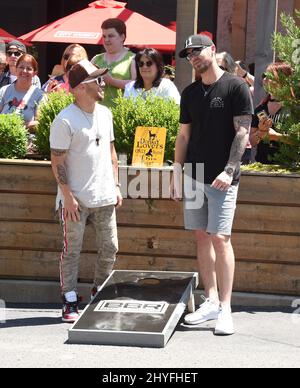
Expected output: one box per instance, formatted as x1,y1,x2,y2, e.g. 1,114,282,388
1,159,300,296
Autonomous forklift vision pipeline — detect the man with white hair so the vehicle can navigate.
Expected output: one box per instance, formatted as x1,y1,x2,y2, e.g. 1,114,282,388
50,59,122,323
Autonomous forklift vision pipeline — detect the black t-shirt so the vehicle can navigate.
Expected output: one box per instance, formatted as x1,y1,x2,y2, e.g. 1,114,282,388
251,102,285,164
180,72,253,185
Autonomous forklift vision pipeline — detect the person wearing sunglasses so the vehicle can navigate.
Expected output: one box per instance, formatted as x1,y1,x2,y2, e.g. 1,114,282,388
50,59,122,323
43,44,87,93
0,40,41,89
171,34,253,336
91,18,136,108
124,48,180,104
250,62,292,164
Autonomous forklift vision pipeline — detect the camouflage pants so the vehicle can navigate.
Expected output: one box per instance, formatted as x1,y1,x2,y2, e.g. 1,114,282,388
59,202,118,294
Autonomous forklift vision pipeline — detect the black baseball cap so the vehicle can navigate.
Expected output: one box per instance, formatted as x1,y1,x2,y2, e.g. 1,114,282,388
6,40,26,54
179,34,214,58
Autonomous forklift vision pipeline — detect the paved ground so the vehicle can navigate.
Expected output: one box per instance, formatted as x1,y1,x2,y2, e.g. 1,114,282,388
0,304,300,368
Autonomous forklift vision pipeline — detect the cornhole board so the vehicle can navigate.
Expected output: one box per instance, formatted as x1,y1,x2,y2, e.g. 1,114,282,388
68,270,198,348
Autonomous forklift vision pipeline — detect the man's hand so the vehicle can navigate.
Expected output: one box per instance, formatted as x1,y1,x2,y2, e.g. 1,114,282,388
170,176,182,202
102,72,114,86
115,187,123,209
63,194,80,222
170,164,183,202
47,79,60,93
211,171,233,191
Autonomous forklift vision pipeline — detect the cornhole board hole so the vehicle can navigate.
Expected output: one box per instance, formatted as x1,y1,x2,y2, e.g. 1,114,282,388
68,270,198,348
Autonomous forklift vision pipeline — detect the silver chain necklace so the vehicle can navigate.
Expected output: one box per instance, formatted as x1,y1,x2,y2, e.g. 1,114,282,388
201,82,215,97
75,104,100,146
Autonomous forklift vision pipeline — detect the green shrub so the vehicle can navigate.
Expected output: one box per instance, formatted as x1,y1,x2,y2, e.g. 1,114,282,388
270,11,300,167
111,92,180,163
35,90,74,159
0,114,27,159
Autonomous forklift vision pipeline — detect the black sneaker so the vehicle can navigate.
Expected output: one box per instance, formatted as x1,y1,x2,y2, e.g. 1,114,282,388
62,295,79,323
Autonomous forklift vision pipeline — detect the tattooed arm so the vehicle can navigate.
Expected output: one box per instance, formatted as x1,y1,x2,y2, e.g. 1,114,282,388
225,115,252,172
51,149,80,222
212,115,252,191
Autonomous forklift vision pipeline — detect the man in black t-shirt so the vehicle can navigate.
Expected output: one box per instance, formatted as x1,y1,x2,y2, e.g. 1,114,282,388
171,34,253,336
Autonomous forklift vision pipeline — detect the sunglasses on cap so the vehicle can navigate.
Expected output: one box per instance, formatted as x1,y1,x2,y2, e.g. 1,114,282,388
138,60,154,68
81,76,104,86
7,51,22,58
186,46,209,61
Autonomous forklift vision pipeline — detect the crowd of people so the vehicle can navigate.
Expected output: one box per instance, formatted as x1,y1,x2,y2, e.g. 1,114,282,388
0,19,293,335
0,26,288,164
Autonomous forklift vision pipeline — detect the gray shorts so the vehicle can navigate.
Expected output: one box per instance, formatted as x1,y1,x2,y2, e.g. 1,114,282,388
183,183,239,236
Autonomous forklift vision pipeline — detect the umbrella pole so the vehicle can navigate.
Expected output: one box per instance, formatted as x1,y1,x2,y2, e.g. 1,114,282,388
175,0,199,93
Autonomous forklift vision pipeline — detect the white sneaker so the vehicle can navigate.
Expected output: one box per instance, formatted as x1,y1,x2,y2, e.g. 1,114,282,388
184,297,220,325
214,306,235,336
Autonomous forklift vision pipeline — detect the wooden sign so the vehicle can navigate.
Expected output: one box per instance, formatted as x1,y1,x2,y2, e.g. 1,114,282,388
132,127,167,167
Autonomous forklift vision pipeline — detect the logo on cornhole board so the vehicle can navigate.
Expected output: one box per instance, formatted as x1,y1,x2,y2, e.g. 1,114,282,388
94,300,169,314
132,127,166,167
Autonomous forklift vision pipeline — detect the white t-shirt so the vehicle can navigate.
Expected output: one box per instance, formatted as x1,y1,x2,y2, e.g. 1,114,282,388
50,103,117,209
124,78,181,104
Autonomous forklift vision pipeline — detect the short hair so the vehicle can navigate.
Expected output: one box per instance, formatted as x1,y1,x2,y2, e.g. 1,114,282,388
16,54,38,73
134,48,164,89
101,18,127,38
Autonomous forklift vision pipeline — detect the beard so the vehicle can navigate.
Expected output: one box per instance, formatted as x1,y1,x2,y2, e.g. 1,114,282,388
195,59,213,74
86,84,104,102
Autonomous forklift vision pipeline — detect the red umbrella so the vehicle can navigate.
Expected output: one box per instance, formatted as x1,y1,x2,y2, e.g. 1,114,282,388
0,27,18,43
19,0,176,51
0,27,31,45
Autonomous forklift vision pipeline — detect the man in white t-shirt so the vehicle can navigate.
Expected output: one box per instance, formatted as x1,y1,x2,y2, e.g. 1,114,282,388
50,59,123,323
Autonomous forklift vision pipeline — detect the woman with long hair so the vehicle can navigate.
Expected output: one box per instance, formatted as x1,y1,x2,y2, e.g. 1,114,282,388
43,44,88,93
250,62,292,164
